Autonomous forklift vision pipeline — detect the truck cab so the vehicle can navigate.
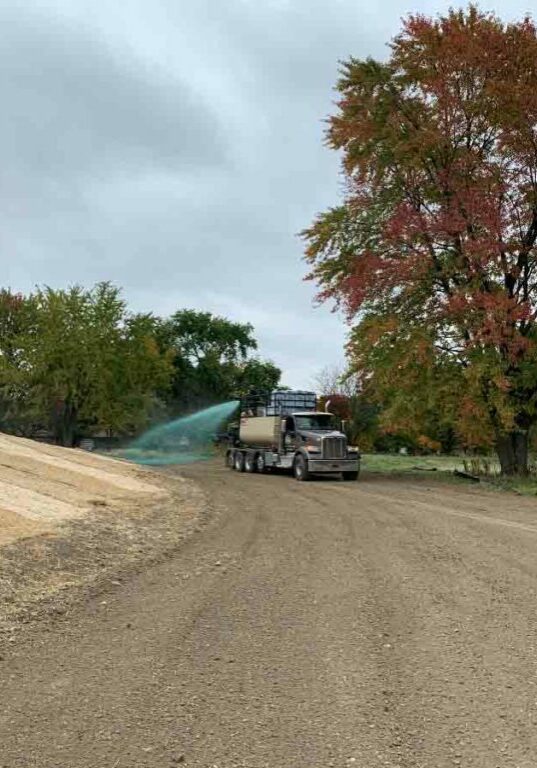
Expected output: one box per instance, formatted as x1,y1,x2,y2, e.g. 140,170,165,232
283,412,342,447
282,411,360,479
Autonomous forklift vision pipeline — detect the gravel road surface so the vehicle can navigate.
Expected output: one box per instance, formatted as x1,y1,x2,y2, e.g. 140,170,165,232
2,462,537,767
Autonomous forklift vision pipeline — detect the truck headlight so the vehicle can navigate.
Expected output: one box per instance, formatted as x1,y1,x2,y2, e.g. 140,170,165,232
305,445,321,453
348,446,360,452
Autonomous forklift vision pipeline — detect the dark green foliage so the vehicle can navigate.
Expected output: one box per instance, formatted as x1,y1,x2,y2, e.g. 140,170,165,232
0,291,280,445
0,284,173,445
158,310,281,414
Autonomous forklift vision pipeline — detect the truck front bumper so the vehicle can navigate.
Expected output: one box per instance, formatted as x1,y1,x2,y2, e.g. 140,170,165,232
308,458,360,473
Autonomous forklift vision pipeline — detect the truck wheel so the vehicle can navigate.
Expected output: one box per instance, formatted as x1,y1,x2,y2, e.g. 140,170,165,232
343,470,359,481
256,453,267,474
234,451,245,472
245,452,257,473
293,454,310,481
225,451,235,469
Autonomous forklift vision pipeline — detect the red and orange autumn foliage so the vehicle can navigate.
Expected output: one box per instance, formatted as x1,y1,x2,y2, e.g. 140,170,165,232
303,6,537,473
317,394,352,421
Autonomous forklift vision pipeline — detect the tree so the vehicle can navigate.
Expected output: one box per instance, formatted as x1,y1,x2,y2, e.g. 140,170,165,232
0,291,42,435
313,364,359,398
347,317,461,452
159,310,280,411
0,283,172,445
303,6,537,474
161,310,257,365
234,358,282,397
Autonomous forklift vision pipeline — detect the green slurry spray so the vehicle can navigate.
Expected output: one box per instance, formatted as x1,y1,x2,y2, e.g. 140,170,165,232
118,400,239,466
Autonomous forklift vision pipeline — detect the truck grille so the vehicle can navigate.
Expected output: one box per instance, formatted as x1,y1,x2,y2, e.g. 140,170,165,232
322,436,346,459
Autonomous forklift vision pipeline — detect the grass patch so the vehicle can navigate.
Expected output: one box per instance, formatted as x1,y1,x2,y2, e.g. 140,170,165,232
361,453,465,475
361,452,537,496
489,476,537,496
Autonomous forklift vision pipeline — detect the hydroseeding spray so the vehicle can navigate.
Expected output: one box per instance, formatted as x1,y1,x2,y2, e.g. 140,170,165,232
117,400,239,466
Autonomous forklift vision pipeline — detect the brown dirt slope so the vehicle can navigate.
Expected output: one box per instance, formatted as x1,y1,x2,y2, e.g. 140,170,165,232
0,432,167,546
0,434,208,636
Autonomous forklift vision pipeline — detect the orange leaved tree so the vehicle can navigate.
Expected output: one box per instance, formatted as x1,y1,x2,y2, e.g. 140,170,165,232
303,6,537,475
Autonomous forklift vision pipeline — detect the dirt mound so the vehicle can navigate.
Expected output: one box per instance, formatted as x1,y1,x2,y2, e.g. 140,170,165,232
0,435,210,640
0,433,168,546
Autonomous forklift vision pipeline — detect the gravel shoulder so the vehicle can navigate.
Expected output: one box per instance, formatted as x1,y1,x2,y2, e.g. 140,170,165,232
2,463,537,767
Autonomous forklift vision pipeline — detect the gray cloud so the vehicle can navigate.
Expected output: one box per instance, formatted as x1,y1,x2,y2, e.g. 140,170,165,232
0,8,227,182
4,0,532,386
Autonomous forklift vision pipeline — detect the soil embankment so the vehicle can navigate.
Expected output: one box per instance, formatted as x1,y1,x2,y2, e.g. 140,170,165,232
0,433,208,636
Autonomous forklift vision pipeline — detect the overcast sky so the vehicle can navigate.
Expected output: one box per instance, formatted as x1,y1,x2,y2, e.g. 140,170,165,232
3,0,533,387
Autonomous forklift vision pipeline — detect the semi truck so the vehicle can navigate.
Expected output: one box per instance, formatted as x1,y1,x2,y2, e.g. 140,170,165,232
225,390,360,481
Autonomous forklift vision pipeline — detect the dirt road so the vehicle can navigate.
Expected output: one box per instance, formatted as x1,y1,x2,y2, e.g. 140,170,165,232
3,463,537,767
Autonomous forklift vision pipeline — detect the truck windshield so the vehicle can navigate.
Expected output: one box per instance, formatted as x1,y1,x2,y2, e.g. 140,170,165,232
294,415,340,431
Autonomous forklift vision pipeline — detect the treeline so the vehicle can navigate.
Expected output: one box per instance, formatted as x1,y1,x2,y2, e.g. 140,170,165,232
0,283,281,446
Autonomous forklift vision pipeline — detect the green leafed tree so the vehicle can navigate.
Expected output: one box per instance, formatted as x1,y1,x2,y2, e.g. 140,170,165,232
158,310,281,411
234,358,282,398
0,290,42,435
0,283,172,445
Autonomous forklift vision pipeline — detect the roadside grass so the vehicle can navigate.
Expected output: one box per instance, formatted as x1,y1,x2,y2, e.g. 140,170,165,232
361,452,537,497
491,475,537,496
362,453,465,475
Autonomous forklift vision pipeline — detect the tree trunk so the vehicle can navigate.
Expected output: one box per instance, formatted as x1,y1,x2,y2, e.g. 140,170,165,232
53,401,78,447
495,430,529,476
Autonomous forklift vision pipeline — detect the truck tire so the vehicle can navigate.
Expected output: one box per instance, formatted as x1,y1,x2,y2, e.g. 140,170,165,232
234,450,245,472
225,450,235,469
245,452,257,473
293,454,310,481
343,470,359,481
